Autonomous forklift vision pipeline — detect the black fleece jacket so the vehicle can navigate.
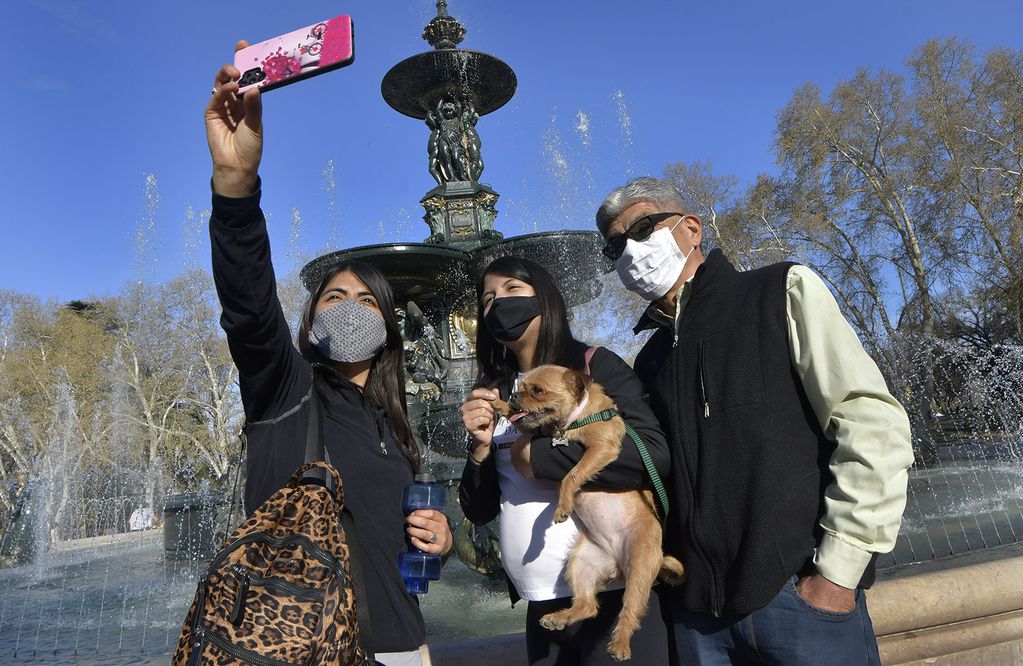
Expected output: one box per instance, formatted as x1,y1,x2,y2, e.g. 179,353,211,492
210,183,425,653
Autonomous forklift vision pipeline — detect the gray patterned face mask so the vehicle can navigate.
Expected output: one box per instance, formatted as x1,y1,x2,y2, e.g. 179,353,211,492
308,299,387,363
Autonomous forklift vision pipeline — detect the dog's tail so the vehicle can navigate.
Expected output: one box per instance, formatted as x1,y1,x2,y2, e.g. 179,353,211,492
659,555,686,586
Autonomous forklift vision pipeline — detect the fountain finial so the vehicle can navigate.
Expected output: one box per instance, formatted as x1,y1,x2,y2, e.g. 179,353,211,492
423,0,466,49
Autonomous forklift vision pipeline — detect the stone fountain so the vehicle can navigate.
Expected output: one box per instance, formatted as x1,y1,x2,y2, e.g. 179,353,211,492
3,3,1023,663
299,0,612,481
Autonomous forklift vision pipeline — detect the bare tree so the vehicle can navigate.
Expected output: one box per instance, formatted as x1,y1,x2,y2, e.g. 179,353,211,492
775,71,953,340
664,161,787,271
910,38,1023,340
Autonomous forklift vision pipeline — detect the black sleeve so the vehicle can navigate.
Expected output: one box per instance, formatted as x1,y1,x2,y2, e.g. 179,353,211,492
210,180,308,421
530,347,671,490
457,451,501,525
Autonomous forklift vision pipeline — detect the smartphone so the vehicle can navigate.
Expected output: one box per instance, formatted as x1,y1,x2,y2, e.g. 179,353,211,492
234,15,354,94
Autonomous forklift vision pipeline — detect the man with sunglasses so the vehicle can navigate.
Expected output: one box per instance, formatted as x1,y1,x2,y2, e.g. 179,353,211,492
588,176,913,664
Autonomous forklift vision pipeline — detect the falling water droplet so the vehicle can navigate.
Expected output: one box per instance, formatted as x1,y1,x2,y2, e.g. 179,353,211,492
612,90,635,178
135,173,161,281
288,208,304,266
322,160,341,250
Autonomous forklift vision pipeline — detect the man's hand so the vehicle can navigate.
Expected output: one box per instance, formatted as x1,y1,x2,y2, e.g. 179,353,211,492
510,434,533,478
796,573,857,613
206,41,263,198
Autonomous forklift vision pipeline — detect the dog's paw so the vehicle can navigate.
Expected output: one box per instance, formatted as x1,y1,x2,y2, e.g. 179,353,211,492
552,500,575,524
607,639,631,662
540,612,570,631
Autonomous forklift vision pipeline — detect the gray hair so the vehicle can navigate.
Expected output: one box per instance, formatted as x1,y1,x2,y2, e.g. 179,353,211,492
595,176,686,236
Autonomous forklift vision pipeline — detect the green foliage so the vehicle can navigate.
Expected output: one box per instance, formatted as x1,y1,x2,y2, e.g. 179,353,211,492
0,272,239,542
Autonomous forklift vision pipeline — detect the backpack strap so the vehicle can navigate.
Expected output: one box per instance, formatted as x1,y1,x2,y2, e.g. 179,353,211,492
341,509,375,661
583,346,597,376
302,378,376,661
302,383,326,475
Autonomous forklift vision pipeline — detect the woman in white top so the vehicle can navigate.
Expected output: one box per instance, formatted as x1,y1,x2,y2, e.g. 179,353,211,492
458,256,674,665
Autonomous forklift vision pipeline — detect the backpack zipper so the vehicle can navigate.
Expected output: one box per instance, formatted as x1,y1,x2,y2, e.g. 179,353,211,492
229,572,250,625
195,625,314,666
229,565,326,626
186,574,208,666
230,565,327,599
205,532,346,585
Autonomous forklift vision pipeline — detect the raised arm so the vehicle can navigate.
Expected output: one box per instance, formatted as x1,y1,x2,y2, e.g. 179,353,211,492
206,47,306,421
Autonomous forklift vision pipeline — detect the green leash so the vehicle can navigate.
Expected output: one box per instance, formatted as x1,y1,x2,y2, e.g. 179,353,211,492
565,408,670,524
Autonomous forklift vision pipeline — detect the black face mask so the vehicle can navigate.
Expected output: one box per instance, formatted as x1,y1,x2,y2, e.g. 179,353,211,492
484,296,542,342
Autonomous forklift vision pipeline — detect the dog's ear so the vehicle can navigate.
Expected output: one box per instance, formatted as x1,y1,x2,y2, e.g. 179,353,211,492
563,368,589,400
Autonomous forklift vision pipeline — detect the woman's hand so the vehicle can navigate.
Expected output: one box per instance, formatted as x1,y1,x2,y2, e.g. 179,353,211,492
206,40,263,198
406,509,453,556
461,388,498,461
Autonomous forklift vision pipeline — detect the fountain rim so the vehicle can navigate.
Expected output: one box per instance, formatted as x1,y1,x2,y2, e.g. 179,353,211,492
476,230,614,267
380,48,517,120
300,242,475,291
299,231,613,292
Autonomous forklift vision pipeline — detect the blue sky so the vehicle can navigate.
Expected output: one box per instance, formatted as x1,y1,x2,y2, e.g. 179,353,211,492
2,0,1021,303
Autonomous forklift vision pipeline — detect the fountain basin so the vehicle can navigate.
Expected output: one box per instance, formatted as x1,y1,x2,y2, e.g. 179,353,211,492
382,49,517,119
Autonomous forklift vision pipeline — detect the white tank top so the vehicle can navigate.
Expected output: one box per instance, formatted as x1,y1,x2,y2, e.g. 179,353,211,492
493,402,580,601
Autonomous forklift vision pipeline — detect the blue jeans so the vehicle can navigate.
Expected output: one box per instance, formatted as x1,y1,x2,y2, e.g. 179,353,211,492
672,577,881,665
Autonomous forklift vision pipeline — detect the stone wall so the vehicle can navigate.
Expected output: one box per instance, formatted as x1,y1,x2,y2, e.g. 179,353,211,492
871,553,1023,665
429,551,1023,665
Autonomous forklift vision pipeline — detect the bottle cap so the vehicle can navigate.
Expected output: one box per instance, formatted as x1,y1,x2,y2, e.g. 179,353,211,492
414,473,437,483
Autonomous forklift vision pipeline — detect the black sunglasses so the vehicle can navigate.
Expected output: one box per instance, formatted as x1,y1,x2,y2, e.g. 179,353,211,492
602,211,685,260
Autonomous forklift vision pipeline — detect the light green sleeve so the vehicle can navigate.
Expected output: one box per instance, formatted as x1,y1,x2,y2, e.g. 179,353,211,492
785,265,915,589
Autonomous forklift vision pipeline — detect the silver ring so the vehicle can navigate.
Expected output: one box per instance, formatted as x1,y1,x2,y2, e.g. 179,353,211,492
429,532,438,543
211,87,218,96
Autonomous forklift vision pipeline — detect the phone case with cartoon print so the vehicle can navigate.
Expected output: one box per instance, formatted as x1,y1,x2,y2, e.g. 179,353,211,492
235,15,354,94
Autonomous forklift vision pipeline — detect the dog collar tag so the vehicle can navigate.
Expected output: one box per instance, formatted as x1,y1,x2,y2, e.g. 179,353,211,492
552,435,570,447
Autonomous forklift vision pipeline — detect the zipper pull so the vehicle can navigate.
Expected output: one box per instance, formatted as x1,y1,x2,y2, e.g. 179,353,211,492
699,342,709,418
230,574,249,625
379,440,388,455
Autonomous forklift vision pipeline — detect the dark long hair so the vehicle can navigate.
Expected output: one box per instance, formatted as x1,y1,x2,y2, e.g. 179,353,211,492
298,261,421,474
475,256,587,388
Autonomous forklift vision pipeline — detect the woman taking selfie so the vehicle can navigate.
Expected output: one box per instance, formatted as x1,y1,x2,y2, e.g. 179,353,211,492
204,44,451,665
458,256,675,665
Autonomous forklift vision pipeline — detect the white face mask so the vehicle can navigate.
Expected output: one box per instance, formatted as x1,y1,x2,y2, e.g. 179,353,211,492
615,218,693,301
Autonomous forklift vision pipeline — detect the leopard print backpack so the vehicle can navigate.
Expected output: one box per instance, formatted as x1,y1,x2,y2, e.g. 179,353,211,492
174,385,372,665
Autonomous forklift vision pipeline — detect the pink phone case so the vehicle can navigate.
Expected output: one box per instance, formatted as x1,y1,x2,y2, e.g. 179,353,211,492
235,15,354,94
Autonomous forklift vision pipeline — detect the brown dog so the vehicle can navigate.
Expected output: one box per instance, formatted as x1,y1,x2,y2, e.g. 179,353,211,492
491,364,685,661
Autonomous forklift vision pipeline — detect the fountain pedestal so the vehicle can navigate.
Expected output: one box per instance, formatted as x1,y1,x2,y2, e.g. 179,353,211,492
422,181,502,247
301,4,613,480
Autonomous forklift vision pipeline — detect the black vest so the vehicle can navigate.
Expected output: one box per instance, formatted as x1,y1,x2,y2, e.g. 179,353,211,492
633,250,875,616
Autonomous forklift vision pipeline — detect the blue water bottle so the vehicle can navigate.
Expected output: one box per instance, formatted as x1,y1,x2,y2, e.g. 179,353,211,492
398,473,445,595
